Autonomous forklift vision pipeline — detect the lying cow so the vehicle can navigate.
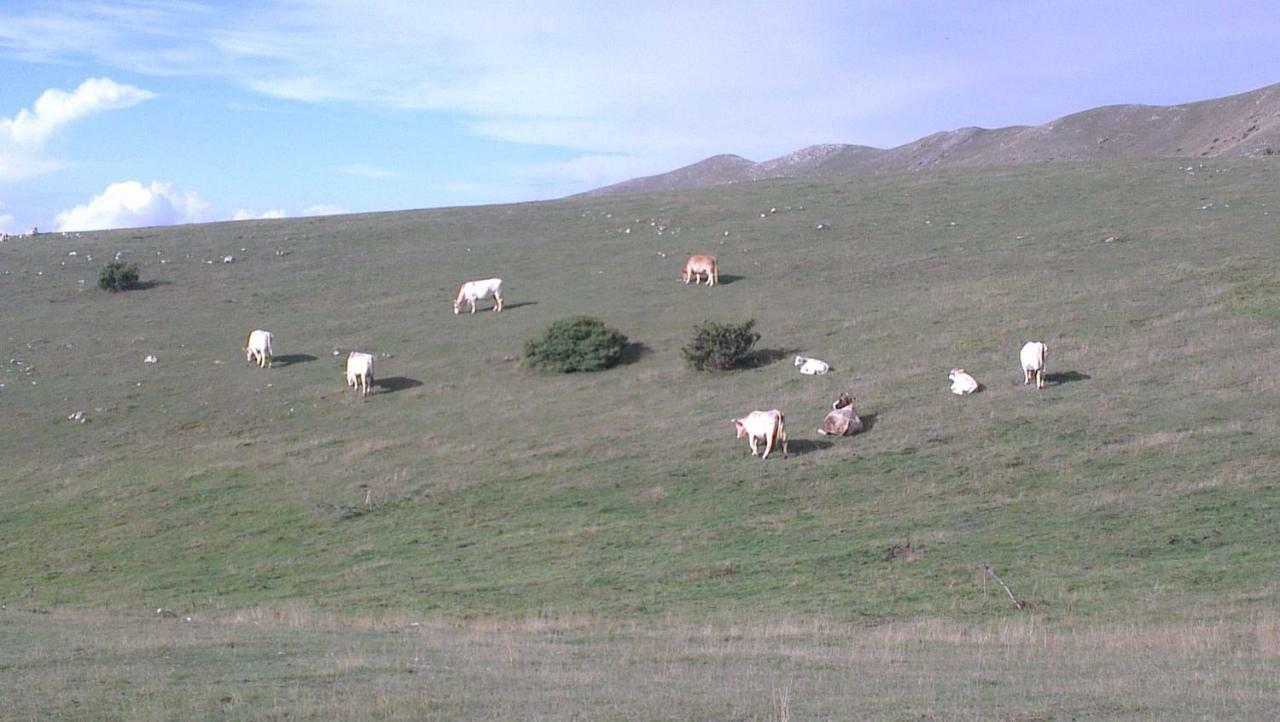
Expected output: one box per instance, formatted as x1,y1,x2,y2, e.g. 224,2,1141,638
817,393,863,436
345,351,375,396
794,355,830,375
244,329,274,368
949,368,980,395
1020,341,1048,389
681,255,718,286
453,278,504,314
732,409,788,459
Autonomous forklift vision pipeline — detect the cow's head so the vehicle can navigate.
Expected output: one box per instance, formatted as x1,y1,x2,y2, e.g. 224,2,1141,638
833,393,854,409
732,418,747,438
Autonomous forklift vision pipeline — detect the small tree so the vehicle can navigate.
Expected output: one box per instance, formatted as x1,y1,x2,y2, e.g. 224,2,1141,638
98,260,140,292
524,316,629,373
682,319,761,371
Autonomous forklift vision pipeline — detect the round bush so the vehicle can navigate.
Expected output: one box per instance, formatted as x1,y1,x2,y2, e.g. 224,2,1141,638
98,260,140,292
524,316,629,373
681,319,760,371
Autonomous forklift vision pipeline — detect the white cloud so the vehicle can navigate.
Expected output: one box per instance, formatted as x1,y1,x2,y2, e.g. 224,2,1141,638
3,77,155,147
0,77,155,182
232,208,286,221
302,204,347,217
55,180,208,231
0,212,15,234
338,163,404,180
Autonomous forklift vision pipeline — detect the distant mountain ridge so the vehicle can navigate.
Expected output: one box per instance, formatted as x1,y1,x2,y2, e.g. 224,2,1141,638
579,82,1280,197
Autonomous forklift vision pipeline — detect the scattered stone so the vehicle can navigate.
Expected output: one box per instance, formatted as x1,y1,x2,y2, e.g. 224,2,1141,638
144,355,158,364
68,411,87,423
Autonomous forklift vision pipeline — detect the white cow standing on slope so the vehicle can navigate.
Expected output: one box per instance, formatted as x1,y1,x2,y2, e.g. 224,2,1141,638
1020,341,1048,389
244,329,274,368
453,278,504,314
345,351,375,396
732,409,788,459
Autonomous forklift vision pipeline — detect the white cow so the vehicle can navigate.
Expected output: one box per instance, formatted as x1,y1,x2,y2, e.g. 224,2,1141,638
732,409,788,459
1020,341,1048,389
244,329,274,368
345,351,375,396
453,278,504,314
817,393,863,436
949,368,980,395
794,355,830,375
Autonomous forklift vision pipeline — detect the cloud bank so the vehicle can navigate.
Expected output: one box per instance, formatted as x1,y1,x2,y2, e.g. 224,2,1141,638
55,180,208,232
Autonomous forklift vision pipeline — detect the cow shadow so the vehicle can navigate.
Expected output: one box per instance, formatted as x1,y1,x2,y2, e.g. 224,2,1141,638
501,301,537,311
787,438,833,457
741,347,799,369
618,342,652,366
376,377,422,394
858,412,878,434
715,274,745,286
273,354,317,367
1045,371,1090,386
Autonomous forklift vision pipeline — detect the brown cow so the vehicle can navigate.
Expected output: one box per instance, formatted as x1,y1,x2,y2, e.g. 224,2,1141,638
681,255,719,286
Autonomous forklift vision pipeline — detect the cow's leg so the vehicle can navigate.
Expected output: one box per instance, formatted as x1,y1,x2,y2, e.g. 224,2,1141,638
470,299,477,314
1024,369,1032,385
761,433,773,459
749,436,759,456
493,292,503,312
1037,369,1044,389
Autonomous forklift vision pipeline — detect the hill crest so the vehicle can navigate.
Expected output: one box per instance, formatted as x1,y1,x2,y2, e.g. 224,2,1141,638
579,82,1280,196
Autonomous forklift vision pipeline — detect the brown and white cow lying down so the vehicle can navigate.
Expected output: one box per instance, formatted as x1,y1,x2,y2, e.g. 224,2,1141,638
681,254,718,286
732,409,788,459
817,393,863,436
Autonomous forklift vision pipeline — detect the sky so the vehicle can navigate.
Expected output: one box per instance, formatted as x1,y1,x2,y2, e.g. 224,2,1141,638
0,1,1277,234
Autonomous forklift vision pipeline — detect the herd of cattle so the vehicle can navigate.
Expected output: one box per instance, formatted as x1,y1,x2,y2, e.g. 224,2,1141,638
242,253,1049,461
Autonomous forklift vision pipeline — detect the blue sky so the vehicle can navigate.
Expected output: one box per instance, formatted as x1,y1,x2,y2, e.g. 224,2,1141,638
0,1,1276,233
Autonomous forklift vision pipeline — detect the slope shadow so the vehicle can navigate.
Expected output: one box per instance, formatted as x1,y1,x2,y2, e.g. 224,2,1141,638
741,347,799,369
131,280,170,290
375,377,422,393
273,354,317,367
618,342,652,366
786,439,833,457
1045,371,1090,385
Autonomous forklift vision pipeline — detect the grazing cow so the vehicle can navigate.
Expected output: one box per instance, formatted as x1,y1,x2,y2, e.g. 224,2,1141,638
1020,341,1048,389
681,255,719,286
794,355,830,375
345,351,375,396
949,368,980,395
453,278,504,314
244,329,274,368
732,409,788,459
817,393,863,436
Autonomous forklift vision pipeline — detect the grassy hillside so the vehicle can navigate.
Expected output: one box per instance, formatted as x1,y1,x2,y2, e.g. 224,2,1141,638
2,159,1278,625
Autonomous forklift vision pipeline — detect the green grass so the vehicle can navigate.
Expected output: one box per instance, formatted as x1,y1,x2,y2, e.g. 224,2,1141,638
2,159,1278,630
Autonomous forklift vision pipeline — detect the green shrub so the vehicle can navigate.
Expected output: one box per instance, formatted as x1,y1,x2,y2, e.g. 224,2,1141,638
524,316,629,373
682,319,761,371
98,260,140,292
